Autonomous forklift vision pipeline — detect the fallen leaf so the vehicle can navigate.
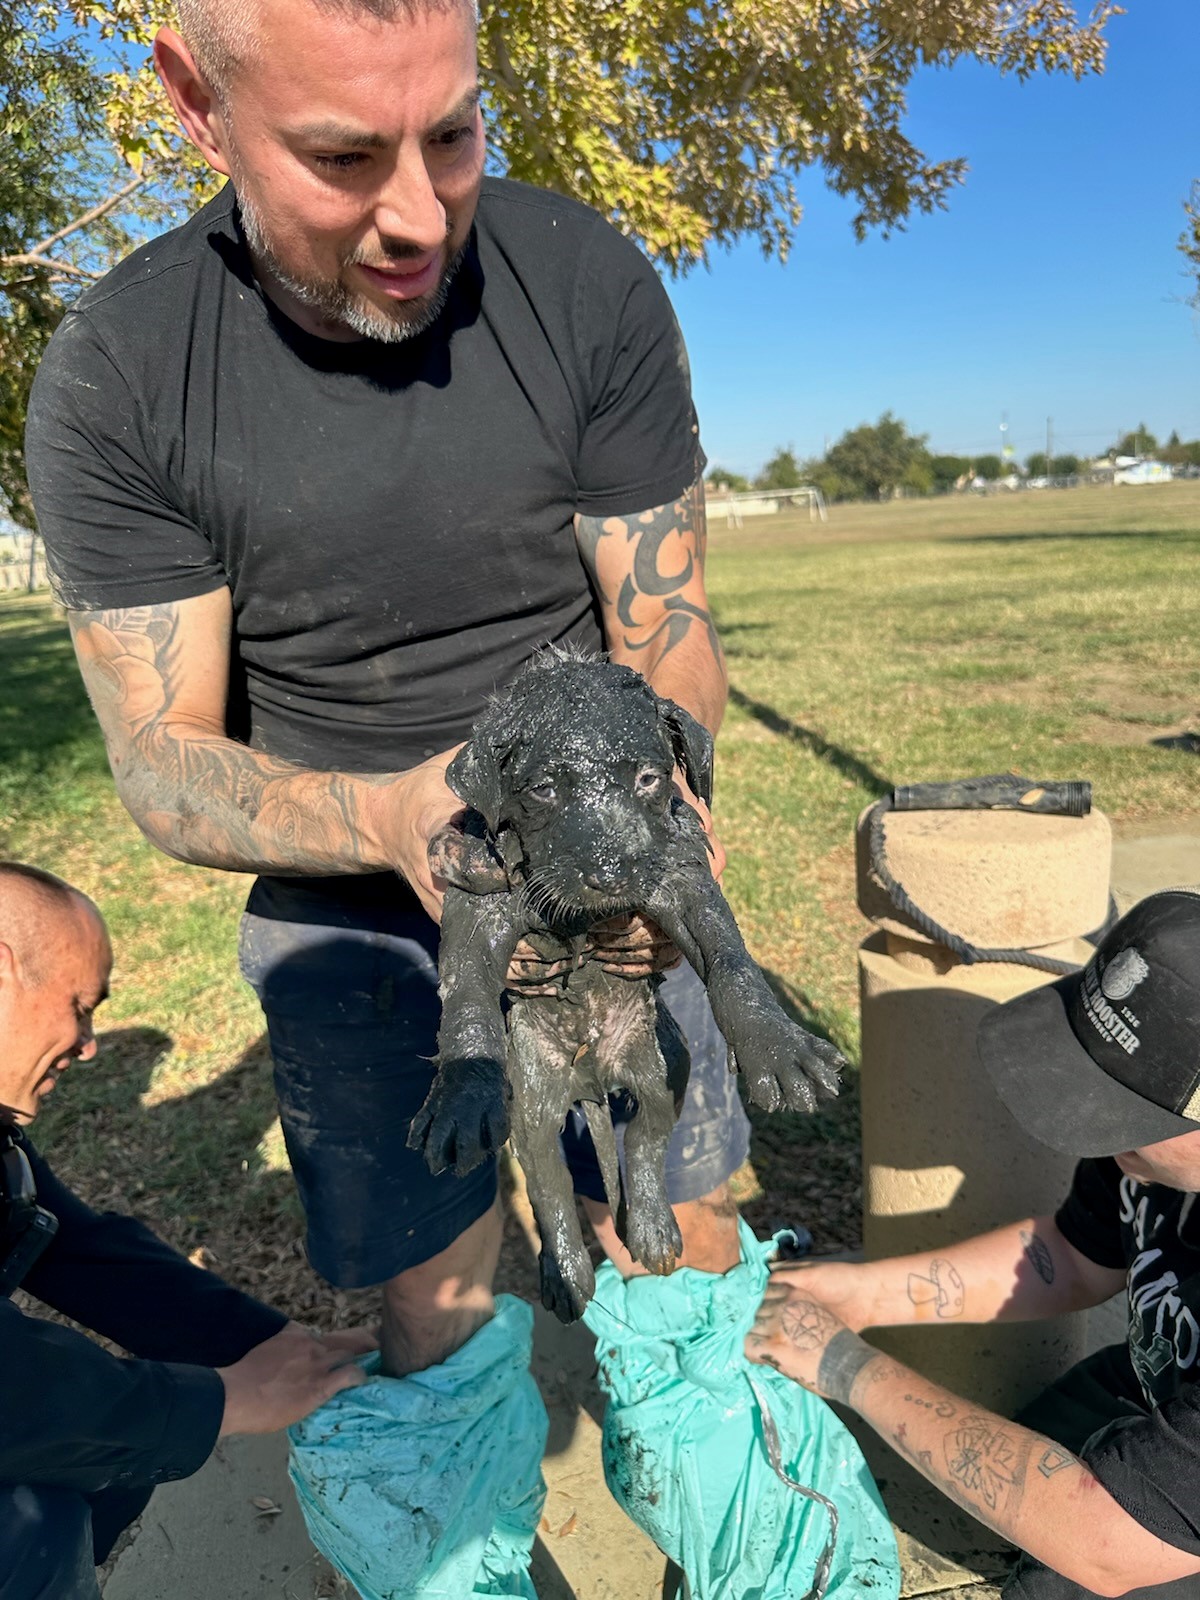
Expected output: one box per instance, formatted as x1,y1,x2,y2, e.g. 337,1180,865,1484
539,1516,551,1533
558,1513,577,1537
251,1496,282,1516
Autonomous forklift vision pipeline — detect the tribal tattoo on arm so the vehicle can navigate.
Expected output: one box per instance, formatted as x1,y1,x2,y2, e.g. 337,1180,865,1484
69,601,395,875
575,477,725,689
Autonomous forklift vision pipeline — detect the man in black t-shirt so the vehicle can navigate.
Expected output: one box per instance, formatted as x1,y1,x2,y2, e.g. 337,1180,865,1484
0,863,372,1600
25,0,751,1581
746,889,1200,1598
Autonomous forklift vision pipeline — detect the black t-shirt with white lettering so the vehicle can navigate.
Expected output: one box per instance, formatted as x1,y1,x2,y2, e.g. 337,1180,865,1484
1056,1158,1200,1558
25,179,703,777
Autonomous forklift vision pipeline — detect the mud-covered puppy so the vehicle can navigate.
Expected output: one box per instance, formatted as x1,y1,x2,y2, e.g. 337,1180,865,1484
408,651,844,1321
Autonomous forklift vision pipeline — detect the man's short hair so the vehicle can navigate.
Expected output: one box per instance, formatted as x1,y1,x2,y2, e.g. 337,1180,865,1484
176,0,477,100
0,862,88,986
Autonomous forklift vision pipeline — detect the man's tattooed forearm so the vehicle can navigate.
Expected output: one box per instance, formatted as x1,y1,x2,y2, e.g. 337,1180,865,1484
903,1391,957,1419
942,1413,1034,1513
815,1329,885,1406
1037,1445,1077,1478
71,605,391,874
906,1257,965,1318
887,1408,1083,1536
1019,1229,1056,1286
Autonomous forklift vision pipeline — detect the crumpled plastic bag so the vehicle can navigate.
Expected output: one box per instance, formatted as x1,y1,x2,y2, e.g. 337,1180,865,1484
583,1220,900,1599
288,1294,548,1600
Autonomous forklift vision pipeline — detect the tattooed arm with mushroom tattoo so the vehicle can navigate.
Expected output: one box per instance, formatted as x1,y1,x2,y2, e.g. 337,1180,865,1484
748,1214,1126,1337
744,1229,1200,1596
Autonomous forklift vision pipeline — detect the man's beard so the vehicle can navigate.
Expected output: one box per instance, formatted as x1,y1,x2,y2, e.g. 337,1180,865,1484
237,189,464,344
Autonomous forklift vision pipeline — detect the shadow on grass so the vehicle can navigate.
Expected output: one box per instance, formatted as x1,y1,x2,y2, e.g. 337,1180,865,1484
727,683,891,797
948,528,1187,546
38,1024,306,1285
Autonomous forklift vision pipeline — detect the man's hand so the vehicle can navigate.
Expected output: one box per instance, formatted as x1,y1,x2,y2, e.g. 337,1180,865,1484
217,1322,377,1436
674,769,726,883
380,748,466,921
745,1276,855,1395
758,1260,883,1336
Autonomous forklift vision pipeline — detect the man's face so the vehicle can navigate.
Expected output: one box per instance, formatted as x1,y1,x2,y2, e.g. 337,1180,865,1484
1115,1130,1200,1191
207,1,484,342
0,903,111,1125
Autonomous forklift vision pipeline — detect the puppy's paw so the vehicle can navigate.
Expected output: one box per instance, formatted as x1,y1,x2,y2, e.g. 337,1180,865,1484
735,1017,845,1115
539,1246,596,1324
407,1057,510,1176
623,1198,682,1277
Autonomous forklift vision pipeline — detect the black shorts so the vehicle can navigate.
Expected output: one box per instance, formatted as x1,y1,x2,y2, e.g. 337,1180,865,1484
239,876,751,1288
1004,1346,1187,1599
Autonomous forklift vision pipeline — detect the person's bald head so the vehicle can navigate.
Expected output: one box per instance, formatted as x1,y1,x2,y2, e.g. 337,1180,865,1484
175,0,476,101
0,864,111,1125
0,863,100,982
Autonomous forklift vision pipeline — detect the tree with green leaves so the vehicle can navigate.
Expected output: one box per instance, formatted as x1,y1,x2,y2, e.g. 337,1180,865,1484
1111,426,1159,459
1160,433,1200,470
705,466,750,493
972,454,1003,481
930,453,971,492
819,413,932,500
755,447,804,491
1,0,1122,521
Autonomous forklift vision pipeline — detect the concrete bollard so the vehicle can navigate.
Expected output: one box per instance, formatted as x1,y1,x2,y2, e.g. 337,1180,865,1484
856,801,1112,1415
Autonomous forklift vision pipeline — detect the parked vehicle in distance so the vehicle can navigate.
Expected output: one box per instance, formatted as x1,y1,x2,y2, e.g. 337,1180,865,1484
1114,460,1174,485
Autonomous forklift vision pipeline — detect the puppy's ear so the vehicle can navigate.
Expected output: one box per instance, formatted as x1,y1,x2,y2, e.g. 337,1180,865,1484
446,738,508,834
658,698,714,807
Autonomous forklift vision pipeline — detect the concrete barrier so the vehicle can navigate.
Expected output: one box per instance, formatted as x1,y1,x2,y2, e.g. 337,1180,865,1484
856,800,1112,1414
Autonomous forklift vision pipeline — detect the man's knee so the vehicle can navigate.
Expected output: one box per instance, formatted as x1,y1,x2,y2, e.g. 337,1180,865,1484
586,1180,742,1278
675,1181,742,1272
381,1197,504,1375
0,1484,101,1600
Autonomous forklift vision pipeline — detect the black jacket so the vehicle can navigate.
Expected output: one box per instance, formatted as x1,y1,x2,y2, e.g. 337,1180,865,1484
0,1129,287,1494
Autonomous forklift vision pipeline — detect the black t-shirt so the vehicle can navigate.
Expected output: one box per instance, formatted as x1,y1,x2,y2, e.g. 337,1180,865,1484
25,179,703,775
1056,1158,1200,1557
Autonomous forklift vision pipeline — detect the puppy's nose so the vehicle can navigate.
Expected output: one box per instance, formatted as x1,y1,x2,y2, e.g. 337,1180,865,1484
583,870,627,894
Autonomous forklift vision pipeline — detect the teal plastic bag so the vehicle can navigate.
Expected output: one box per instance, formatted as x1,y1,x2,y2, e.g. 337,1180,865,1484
583,1221,900,1599
288,1295,548,1600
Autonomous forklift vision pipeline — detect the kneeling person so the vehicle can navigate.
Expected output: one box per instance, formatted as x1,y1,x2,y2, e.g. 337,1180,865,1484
747,890,1200,1598
0,863,373,1600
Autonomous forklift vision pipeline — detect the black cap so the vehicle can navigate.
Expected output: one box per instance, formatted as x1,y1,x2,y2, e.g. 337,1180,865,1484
978,890,1200,1156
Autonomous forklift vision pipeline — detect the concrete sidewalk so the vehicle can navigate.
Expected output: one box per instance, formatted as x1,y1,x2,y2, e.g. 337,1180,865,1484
100,824,1199,1599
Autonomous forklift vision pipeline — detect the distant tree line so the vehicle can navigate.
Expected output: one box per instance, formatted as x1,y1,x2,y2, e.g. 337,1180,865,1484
707,416,1200,505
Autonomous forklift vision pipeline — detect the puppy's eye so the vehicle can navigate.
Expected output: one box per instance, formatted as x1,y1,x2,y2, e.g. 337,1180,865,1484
635,768,665,796
526,782,556,804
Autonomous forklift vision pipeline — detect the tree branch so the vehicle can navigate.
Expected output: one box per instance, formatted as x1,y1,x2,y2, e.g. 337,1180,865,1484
0,254,103,282
29,173,148,256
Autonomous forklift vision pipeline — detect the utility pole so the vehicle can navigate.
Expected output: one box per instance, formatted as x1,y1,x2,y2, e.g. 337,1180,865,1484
1046,416,1053,477
25,531,38,593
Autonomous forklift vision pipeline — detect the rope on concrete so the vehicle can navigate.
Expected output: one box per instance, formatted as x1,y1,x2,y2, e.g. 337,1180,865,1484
867,797,1084,975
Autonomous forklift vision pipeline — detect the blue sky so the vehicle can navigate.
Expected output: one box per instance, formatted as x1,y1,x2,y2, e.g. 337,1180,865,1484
667,1,1200,477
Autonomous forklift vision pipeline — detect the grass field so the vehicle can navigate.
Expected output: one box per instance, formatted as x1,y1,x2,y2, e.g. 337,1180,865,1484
2,479,1197,1315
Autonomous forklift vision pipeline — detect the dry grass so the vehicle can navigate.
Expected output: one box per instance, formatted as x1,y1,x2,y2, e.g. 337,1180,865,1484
2,478,1196,1312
